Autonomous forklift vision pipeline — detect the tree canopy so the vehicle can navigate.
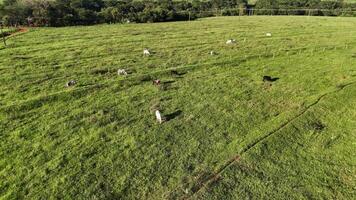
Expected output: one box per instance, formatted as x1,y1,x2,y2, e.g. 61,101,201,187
0,0,354,27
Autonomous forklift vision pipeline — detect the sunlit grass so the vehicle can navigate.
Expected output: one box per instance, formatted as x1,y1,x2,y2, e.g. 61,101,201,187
0,16,355,199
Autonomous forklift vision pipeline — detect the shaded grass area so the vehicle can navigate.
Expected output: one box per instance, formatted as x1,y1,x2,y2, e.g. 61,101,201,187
0,16,356,199
0,28,18,37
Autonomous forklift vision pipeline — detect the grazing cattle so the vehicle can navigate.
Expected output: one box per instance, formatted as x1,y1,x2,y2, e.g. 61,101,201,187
266,33,272,37
155,110,163,124
226,39,236,44
210,51,216,55
66,80,76,87
152,79,161,85
118,69,128,76
143,49,151,56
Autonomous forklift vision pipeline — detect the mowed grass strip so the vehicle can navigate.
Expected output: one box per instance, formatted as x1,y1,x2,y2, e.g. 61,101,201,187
0,16,356,199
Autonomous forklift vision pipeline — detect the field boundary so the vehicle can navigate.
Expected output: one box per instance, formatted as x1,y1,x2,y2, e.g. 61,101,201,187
181,80,356,199
9,28,28,37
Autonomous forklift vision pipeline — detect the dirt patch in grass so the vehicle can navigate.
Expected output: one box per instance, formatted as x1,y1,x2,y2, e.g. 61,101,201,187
1,27,29,38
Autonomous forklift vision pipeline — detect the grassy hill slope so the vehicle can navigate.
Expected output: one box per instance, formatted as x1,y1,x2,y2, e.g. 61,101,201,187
1,16,356,199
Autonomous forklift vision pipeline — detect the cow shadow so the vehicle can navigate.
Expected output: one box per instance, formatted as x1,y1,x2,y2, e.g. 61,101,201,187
263,76,280,82
171,70,187,77
165,110,182,121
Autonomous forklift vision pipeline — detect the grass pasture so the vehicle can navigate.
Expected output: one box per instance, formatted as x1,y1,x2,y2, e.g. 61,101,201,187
1,16,356,199
0,27,17,37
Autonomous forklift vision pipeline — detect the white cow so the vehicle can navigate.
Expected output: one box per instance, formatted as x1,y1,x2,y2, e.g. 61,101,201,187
155,110,163,124
266,33,272,37
226,39,236,44
117,69,128,76
66,80,76,87
143,49,151,56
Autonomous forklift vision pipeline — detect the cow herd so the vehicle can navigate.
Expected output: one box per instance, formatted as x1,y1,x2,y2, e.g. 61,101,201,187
66,34,277,124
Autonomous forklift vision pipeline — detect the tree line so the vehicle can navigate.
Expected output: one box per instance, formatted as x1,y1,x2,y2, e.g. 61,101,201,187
0,0,355,27
254,0,356,16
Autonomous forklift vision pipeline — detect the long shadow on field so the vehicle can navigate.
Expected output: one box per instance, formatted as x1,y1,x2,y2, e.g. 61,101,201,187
160,80,178,91
163,80,176,84
263,76,280,82
165,110,182,121
171,70,187,77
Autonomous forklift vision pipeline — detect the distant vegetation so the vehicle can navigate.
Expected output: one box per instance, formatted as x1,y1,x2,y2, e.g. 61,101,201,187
0,26,16,37
0,0,355,26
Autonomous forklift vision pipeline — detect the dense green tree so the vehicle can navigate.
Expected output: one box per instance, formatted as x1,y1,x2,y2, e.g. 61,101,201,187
70,0,104,11
0,0,354,27
0,0,30,25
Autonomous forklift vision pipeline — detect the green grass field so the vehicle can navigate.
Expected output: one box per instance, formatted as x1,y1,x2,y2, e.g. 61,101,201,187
1,16,356,199
0,28,17,37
